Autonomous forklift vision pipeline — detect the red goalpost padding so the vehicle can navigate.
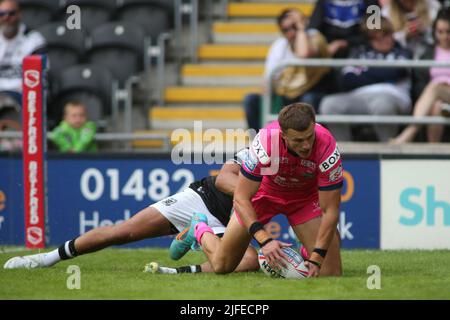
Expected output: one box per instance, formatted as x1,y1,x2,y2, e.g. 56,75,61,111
22,55,48,249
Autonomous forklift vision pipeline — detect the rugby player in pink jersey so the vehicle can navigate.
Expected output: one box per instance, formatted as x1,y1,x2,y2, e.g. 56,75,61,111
179,103,343,277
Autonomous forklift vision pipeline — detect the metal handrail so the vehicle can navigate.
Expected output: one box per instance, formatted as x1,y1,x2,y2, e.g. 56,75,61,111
0,132,172,151
204,0,214,42
221,0,228,20
124,76,139,134
263,58,450,126
315,114,450,125
156,32,171,107
190,0,199,63
174,0,183,84
174,0,199,77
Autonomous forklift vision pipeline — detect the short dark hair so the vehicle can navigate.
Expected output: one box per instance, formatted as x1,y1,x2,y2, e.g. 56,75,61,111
278,103,316,132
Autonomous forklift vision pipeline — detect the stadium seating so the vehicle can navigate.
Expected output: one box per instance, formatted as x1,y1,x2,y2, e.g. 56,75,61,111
17,0,60,30
37,22,86,79
85,22,145,85
51,64,114,124
134,1,336,150
59,0,115,33
115,0,171,39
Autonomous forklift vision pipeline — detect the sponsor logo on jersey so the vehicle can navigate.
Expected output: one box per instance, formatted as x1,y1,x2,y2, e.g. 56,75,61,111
274,176,289,186
319,146,340,172
329,164,343,182
300,159,316,169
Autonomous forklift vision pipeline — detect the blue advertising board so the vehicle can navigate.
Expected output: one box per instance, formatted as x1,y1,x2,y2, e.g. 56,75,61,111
0,155,380,249
0,156,24,245
47,158,218,248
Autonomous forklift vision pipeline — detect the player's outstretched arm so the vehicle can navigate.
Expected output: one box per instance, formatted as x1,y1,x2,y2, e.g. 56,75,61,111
305,188,342,277
234,173,290,269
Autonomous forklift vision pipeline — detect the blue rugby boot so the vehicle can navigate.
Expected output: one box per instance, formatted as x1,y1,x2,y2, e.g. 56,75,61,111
169,213,208,260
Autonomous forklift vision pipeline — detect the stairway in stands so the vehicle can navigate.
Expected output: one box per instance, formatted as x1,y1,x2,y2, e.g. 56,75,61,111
134,1,314,150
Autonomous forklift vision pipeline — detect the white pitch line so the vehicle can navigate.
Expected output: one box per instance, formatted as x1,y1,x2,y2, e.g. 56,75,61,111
0,247,30,254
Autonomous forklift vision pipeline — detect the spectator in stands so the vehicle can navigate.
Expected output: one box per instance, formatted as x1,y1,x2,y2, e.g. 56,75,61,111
382,0,441,58
392,7,450,144
0,0,46,118
49,101,98,153
319,16,413,142
308,0,380,58
244,9,338,132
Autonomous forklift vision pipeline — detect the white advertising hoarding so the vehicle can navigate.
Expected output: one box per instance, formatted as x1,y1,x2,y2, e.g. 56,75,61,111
381,160,450,249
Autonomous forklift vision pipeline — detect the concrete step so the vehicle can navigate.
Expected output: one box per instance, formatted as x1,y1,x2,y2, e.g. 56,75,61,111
213,22,279,44
227,2,314,18
181,63,264,86
198,44,269,60
164,86,261,103
149,106,247,130
214,22,278,33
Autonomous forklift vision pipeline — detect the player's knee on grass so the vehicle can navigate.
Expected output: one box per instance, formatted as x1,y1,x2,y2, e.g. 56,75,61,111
212,256,238,274
320,254,342,277
320,231,343,277
321,265,342,277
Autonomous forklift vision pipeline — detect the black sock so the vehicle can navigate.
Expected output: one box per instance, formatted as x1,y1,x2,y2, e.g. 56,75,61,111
57,239,79,260
176,265,202,273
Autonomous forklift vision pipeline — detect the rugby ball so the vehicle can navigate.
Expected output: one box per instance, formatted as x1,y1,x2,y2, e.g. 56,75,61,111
258,247,309,279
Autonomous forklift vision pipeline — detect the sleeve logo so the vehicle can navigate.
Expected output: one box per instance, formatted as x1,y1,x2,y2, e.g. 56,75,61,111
329,164,343,182
252,132,270,165
235,148,250,166
319,146,340,172
245,148,258,171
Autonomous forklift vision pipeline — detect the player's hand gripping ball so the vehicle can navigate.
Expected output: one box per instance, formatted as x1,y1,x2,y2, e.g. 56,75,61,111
258,247,309,279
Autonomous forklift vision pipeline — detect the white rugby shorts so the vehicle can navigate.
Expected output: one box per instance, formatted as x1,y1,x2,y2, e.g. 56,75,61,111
150,188,226,234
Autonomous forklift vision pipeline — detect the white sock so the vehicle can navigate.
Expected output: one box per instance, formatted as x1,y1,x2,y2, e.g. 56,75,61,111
40,249,61,267
158,266,178,274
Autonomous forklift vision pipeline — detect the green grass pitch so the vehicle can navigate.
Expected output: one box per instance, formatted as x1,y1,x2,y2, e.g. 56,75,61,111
1,247,449,300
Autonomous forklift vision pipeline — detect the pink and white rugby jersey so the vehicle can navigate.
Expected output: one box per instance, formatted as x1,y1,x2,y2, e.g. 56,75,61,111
241,121,343,200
